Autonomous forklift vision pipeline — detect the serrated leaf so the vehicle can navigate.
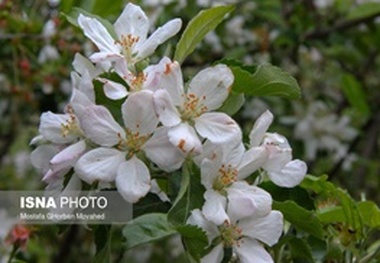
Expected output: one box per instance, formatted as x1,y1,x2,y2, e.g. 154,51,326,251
229,63,301,99
177,225,208,261
341,73,370,116
273,200,324,240
93,225,111,263
123,213,176,249
90,0,123,17
357,201,380,228
288,237,315,262
347,2,380,20
174,5,235,64
61,7,117,39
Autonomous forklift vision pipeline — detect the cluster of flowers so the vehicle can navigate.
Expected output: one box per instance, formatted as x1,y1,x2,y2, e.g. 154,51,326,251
30,3,307,262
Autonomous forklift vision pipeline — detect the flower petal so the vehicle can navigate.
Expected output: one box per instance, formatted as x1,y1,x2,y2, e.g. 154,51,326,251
234,239,274,263
115,156,151,203
168,123,202,154
39,112,78,144
136,18,182,61
200,157,222,189
195,112,241,143
249,110,273,147
78,14,119,54
80,105,125,147
98,78,128,100
50,140,87,172
226,182,272,221
31,144,61,174
143,127,185,172
239,210,283,246
153,89,181,127
75,148,125,183
188,64,233,111
187,209,219,242
157,58,184,105
268,159,307,187
202,190,228,225
122,90,159,135
113,3,149,42
201,244,224,263
237,147,268,180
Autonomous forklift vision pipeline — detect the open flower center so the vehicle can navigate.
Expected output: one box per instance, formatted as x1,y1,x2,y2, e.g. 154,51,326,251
213,164,238,191
179,93,208,122
219,220,243,248
130,72,146,91
60,110,83,138
117,129,149,158
116,34,140,62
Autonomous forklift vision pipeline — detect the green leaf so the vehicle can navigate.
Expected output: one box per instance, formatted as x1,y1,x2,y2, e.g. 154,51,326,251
177,225,208,261
168,161,205,226
89,0,124,17
61,7,117,39
347,2,380,20
218,92,245,116
288,237,315,262
273,200,325,240
357,201,380,228
229,63,301,99
93,225,111,263
174,5,235,64
123,213,176,249
341,73,370,116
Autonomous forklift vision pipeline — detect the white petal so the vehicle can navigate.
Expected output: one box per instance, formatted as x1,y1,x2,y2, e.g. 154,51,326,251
200,157,222,189
143,127,185,172
153,89,181,127
202,190,228,225
168,123,202,154
114,3,149,41
187,209,219,242
89,51,123,63
237,147,268,180
188,64,233,111
43,167,71,184
136,18,182,61
122,90,159,135
31,144,61,174
80,105,125,147
69,88,94,117
239,211,283,246
201,244,224,263
98,78,128,100
50,140,87,172
268,159,307,187
249,110,273,147
75,148,124,183
116,156,151,203
226,182,272,221
234,239,274,263
39,112,78,144
195,112,241,144
154,58,184,104
150,179,170,202
71,70,96,102
72,53,98,78
78,14,119,54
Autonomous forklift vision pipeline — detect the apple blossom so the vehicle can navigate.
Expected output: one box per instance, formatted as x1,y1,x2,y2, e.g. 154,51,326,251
153,60,242,154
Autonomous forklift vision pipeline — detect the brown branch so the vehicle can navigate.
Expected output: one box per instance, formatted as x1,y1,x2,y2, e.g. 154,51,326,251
303,12,380,40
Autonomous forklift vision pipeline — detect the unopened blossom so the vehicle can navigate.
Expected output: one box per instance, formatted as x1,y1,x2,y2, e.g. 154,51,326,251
188,207,283,263
75,91,185,202
199,141,271,225
5,225,31,249
153,60,241,154
249,110,307,187
78,3,182,67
